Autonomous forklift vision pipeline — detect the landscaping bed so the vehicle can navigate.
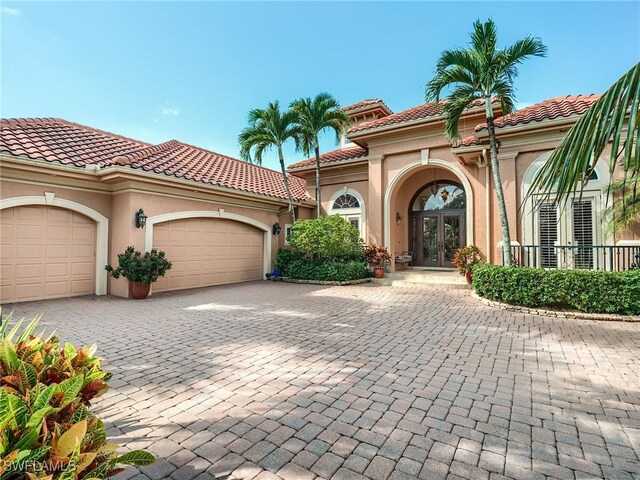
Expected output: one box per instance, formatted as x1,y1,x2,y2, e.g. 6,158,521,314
473,263,640,315
269,276,372,286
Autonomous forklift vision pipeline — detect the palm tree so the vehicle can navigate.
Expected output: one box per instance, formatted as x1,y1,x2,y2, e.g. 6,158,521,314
239,101,300,222
529,63,640,235
291,93,351,218
425,19,547,265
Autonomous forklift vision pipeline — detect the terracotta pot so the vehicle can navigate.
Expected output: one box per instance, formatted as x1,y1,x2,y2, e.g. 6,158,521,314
374,267,385,279
465,271,473,284
129,281,151,300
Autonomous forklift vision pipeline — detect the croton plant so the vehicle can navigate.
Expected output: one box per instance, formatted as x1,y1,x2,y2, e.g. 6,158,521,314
0,312,154,479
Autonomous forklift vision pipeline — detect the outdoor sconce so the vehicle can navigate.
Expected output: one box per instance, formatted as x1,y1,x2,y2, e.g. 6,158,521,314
135,209,147,228
272,222,281,236
396,212,403,225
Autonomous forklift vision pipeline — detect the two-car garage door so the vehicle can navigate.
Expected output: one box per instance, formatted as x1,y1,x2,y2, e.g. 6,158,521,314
1,206,96,303
0,206,265,303
152,217,264,293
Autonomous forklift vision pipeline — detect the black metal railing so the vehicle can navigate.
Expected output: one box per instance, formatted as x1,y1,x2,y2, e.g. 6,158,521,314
505,245,640,271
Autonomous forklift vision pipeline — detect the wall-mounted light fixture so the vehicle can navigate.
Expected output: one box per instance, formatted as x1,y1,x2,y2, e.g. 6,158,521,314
135,209,147,228
272,222,281,236
396,212,403,225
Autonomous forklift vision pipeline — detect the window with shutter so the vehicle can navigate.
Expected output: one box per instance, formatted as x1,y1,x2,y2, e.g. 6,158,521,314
539,203,558,268
573,200,594,269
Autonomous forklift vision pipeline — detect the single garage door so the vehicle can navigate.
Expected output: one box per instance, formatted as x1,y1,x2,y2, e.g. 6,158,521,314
153,217,263,293
0,206,96,303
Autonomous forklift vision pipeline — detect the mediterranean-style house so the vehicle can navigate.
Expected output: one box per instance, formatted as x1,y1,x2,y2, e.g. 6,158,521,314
288,95,640,271
1,95,638,303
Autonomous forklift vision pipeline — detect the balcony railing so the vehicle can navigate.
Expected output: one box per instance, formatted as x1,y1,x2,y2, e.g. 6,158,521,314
505,245,640,271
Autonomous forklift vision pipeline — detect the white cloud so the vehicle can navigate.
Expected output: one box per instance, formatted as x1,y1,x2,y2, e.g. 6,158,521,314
2,7,21,16
159,105,180,116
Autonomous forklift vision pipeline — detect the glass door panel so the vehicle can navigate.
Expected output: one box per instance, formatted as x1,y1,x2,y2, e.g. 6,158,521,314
422,216,438,265
443,215,461,265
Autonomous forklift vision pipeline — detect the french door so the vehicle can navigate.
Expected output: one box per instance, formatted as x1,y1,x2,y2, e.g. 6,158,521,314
411,211,465,267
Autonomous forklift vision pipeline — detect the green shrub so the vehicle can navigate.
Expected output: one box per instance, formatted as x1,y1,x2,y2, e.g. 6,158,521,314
0,312,154,479
288,215,364,261
286,260,369,282
105,246,172,285
473,264,640,315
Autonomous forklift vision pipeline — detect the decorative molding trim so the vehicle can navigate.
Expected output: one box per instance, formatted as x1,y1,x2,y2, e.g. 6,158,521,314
383,159,474,248
616,240,640,246
0,195,109,296
144,210,272,283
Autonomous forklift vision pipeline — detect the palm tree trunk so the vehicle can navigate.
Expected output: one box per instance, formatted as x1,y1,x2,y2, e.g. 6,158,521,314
485,98,513,266
278,145,296,223
314,142,321,218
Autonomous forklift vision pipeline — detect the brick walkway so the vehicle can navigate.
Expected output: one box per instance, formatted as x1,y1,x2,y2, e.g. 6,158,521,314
7,282,640,480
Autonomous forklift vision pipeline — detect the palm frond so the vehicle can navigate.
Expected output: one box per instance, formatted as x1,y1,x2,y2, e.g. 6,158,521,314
528,62,640,207
606,177,640,234
443,87,482,140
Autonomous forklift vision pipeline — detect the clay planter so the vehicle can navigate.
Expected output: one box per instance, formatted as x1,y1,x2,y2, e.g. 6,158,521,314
465,271,473,284
374,267,385,279
129,281,151,300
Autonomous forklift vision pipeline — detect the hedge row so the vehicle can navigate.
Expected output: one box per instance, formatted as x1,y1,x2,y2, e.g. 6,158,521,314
275,248,369,282
472,264,640,315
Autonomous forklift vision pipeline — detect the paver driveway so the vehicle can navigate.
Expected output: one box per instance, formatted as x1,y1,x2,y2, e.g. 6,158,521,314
6,282,640,480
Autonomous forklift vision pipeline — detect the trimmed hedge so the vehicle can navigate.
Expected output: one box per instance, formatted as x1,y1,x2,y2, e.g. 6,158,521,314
473,264,640,315
275,248,368,282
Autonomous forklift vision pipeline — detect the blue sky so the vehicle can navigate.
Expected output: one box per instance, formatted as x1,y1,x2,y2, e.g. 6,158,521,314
2,1,639,171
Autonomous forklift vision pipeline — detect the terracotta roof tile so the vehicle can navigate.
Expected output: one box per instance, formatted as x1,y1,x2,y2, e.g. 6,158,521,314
342,99,392,113
288,145,368,170
0,118,308,202
475,94,600,132
349,98,487,134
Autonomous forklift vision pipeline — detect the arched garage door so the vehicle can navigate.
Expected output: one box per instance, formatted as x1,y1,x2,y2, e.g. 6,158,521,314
1,206,96,303
152,217,264,293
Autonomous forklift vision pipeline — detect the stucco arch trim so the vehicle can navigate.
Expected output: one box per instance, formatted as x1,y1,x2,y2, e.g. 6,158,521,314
0,194,109,295
384,158,474,248
145,210,272,278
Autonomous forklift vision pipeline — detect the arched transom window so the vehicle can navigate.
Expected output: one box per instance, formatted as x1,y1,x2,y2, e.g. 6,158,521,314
333,194,360,209
329,191,365,238
411,183,466,212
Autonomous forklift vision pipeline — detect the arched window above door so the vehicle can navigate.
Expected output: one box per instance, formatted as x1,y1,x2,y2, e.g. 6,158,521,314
329,190,365,238
411,182,466,212
332,194,360,209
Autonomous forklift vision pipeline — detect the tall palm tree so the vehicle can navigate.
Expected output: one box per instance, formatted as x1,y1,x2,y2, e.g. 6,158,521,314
239,101,300,222
425,19,547,265
529,63,640,235
291,93,351,218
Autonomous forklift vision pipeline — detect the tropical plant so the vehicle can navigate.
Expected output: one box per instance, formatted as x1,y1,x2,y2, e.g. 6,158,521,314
287,215,364,261
528,62,640,234
606,177,640,234
425,19,547,265
105,247,172,285
365,245,392,268
452,245,482,275
291,93,351,218
239,101,300,222
0,312,155,479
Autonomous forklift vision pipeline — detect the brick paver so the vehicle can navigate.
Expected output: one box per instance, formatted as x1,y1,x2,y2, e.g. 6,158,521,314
7,282,640,479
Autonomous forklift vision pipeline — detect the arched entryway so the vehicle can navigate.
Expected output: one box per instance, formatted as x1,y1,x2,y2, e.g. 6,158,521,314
409,181,466,267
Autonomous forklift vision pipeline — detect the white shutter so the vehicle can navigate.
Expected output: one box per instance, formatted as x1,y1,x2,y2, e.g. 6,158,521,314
572,200,594,269
538,203,558,268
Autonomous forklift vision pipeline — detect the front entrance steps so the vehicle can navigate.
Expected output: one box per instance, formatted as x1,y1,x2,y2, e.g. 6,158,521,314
372,268,471,289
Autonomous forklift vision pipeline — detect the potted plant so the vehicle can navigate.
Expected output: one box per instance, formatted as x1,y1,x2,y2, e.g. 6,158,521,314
453,245,482,284
365,245,392,278
106,246,172,299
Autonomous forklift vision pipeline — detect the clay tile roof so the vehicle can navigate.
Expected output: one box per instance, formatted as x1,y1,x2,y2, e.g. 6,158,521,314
342,99,392,113
348,98,487,134
458,135,486,147
288,145,368,170
475,94,601,132
0,118,308,202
